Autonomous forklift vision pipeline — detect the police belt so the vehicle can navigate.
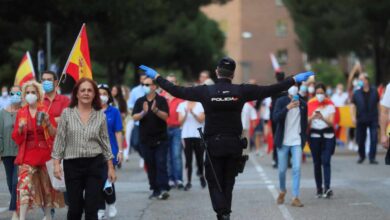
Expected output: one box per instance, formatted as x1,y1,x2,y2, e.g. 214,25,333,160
205,133,247,157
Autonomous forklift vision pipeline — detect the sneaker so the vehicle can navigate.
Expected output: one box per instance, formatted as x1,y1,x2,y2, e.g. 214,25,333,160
158,191,170,200
323,189,333,199
276,191,286,204
291,198,304,207
139,158,144,168
97,209,106,220
148,191,160,200
357,158,365,164
272,161,278,169
316,189,323,198
108,204,118,218
168,180,175,188
177,181,184,190
369,160,379,165
217,214,230,220
184,183,192,191
200,176,207,188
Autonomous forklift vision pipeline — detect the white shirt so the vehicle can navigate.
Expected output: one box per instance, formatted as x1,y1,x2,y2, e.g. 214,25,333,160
261,97,272,120
381,83,390,108
331,92,349,107
241,102,257,130
283,107,301,146
310,105,336,138
177,101,204,138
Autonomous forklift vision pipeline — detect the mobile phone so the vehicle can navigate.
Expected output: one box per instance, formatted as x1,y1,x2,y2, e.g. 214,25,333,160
293,95,299,101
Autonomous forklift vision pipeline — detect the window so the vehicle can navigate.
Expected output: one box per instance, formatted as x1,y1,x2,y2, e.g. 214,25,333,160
276,49,288,65
276,20,287,37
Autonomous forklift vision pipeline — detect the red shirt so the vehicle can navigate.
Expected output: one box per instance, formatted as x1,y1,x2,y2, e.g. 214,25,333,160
43,94,70,127
161,91,183,127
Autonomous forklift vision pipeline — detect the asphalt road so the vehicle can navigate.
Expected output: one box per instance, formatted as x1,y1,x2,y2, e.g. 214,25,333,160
1,151,389,220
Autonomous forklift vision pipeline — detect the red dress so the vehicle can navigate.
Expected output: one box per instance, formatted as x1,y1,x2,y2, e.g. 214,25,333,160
12,105,54,166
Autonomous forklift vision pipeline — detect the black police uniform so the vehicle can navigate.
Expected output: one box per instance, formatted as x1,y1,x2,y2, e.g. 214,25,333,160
155,74,295,218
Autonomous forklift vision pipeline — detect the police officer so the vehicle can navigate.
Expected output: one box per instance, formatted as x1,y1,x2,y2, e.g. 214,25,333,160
139,57,314,220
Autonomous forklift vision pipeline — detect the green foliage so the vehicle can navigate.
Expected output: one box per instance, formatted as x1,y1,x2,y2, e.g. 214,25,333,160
311,61,345,87
0,0,227,87
283,0,390,84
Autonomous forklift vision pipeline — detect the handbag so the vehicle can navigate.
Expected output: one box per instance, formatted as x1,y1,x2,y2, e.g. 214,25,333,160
46,159,66,192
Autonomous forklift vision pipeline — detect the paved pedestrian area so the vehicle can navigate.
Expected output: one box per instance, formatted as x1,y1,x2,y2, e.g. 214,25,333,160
1,152,390,220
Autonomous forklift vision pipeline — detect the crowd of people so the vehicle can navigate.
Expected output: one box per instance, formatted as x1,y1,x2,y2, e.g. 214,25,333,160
0,60,389,220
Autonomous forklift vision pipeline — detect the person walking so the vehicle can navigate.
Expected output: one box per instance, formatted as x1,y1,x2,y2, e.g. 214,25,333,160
132,77,170,200
380,83,390,149
97,84,124,219
177,99,206,190
139,57,314,219
0,86,11,109
352,73,380,164
273,85,308,207
52,78,116,220
308,83,336,198
0,85,22,220
12,81,64,220
162,74,184,188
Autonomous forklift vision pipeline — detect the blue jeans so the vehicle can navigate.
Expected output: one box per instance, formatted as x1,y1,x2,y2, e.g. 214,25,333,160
142,141,170,192
356,121,378,161
167,127,183,182
309,137,334,190
277,145,302,197
2,156,17,211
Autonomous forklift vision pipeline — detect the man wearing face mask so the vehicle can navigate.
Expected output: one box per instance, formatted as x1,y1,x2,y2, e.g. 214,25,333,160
132,78,170,200
0,86,11,110
42,71,70,127
273,85,308,207
352,73,380,164
138,57,314,220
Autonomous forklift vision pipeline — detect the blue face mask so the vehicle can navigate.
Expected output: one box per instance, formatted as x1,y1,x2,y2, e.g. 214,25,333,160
42,80,54,93
300,85,307,92
143,86,151,95
10,94,21,104
357,80,364,88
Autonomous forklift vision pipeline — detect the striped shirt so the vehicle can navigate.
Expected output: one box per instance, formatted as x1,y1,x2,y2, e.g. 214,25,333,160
52,107,113,161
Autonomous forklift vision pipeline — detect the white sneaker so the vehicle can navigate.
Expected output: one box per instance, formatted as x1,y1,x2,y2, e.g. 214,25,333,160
108,204,118,218
139,158,144,168
98,209,106,220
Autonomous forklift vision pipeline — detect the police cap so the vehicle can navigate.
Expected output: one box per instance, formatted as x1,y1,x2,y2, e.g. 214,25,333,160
217,57,236,73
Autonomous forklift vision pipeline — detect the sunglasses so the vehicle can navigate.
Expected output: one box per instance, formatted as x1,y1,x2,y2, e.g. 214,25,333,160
142,83,153,87
98,84,110,89
10,91,22,96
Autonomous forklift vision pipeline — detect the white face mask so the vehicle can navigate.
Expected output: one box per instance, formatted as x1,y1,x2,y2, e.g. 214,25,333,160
288,86,298,96
316,94,325,103
2,91,8,97
25,94,38,105
100,95,109,105
308,86,315,94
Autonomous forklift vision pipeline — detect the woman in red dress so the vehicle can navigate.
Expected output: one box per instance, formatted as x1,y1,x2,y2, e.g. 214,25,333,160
12,81,64,220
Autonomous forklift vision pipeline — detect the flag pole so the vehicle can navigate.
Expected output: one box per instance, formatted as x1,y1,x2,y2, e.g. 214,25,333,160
58,23,85,86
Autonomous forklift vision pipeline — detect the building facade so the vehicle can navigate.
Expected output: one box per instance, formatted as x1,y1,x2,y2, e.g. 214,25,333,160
202,0,304,84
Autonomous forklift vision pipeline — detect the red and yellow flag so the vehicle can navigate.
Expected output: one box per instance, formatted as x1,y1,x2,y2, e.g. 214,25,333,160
62,23,93,81
14,52,36,86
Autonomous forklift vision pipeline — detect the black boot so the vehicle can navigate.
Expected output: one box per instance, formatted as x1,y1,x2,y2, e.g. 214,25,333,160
217,214,230,220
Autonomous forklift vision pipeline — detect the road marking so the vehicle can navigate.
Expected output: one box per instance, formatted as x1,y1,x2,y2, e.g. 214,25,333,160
249,155,294,220
349,202,373,206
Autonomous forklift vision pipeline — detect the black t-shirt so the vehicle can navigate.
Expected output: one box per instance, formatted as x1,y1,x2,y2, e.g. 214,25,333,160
132,94,169,145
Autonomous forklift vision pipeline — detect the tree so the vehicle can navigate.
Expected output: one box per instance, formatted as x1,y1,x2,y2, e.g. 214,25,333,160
283,0,390,84
0,0,228,88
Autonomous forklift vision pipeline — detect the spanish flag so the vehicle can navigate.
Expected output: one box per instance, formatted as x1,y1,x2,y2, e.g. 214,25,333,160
14,52,36,86
62,23,92,81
